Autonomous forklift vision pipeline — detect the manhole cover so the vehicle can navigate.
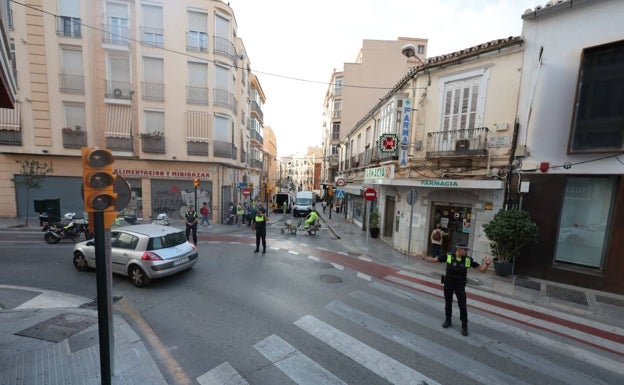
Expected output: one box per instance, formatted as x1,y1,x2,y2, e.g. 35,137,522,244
15,313,97,342
320,274,343,284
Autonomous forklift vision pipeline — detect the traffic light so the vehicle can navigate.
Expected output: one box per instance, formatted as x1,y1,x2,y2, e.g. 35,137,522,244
194,178,200,188
82,147,117,229
328,185,334,196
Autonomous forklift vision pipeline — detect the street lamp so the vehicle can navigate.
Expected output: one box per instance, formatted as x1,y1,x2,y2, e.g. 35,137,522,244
401,44,431,86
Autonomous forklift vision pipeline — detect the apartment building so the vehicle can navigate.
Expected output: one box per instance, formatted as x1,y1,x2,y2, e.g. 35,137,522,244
320,37,427,186
513,0,624,293
0,0,16,108
0,0,265,224
287,147,322,193
336,37,524,264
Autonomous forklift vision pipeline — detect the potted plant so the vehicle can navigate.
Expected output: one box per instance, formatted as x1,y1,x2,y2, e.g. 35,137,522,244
482,208,538,277
62,127,83,135
139,131,164,140
369,208,380,238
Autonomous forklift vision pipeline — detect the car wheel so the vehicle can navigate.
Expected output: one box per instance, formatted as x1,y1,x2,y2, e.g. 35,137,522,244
128,265,151,288
73,252,90,271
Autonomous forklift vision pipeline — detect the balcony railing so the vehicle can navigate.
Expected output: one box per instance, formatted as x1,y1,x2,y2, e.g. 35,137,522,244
59,74,85,94
62,130,87,149
251,100,263,121
102,24,130,46
105,80,132,99
213,140,236,159
250,129,263,146
213,36,234,58
141,135,165,153
426,127,489,158
187,31,208,52
142,81,164,101
106,136,132,151
0,129,22,145
56,16,81,38
141,26,163,47
187,86,208,105
213,89,236,110
187,141,209,156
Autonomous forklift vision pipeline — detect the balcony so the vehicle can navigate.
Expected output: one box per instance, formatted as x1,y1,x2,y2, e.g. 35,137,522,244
142,81,164,101
105,80,132,99
251,100,263,121
62,128,87,149
213,36,235,59
141,27,163,48
213,89,236,111
59,74,84,94
140,133,165,153
0,129,21,145
187,31,208,52
56,16,81,38
187,86,208,105
102,24,130,46
187,141,209,156
213,141,237,159
106,136,133,151
426,127,489,159
250,129,263,146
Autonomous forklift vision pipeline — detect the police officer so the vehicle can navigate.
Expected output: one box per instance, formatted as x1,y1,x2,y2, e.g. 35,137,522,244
184,205,199,245
254,203,268,254
422,242,491,336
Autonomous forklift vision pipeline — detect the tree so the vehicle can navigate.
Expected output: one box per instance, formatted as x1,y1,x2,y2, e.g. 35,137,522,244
11,160,53,226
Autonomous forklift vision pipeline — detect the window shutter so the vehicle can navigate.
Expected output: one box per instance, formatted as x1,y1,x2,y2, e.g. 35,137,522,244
58,0,80,18
142,5,163,29
188,12,206,33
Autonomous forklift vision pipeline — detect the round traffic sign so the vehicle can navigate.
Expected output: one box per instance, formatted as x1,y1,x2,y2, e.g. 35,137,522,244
336,177,346,187
406,189,418,206
364,188,377,201
242,188,251,197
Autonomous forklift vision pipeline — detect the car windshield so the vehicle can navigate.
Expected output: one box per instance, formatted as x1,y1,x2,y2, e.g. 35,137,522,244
147,231,187,250
296,198,313,205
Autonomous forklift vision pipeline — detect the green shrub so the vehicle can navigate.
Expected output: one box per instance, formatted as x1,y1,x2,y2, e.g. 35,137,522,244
482,209,538,263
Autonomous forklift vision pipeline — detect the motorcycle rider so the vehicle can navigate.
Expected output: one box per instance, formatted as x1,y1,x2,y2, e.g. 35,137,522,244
303,209,319,229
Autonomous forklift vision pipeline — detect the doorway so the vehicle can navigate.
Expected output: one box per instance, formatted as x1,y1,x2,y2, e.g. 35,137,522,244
383,196,395,238
429,204,472,255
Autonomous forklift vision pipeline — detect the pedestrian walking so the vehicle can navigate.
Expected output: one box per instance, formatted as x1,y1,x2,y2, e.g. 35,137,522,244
283,201,288,216
184,205,199,245
200,202,211,226
254,203,268,254
430,223,448,258
421,242,491,336
322,200,327,213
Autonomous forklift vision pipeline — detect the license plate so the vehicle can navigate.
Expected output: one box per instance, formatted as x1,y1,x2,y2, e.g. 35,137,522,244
173,256,189,266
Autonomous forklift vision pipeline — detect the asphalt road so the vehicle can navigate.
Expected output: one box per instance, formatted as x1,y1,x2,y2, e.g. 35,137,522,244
2,225,623,385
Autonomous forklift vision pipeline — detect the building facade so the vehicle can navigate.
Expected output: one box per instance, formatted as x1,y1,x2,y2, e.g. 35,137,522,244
320,37,428,187
513,0,624,293
337,37,524,266
0,0,16,108
1,0,266,224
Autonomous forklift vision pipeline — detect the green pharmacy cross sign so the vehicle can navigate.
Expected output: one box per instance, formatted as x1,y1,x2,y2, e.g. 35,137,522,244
379,134,398,153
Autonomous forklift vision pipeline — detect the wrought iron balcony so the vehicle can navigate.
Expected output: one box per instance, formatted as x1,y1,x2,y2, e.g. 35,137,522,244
59,74,84,94
251,100,263,121
213,89,236,111
141,134,165,153
62,129,87,149
250,129,263,146
106,136,132,151
213,141,237,159
142,81,164,101
0,129,21,145
187,86,208,105
187,141,209,156
141,26,163,47
426,127,489,158
102,24,130,46
106,80,132,99
187,31,208,52
56,16,81,38
213,36,235,58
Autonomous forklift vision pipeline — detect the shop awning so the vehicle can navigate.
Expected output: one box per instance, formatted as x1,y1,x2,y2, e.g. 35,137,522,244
389,179,504,190
342,184,362,195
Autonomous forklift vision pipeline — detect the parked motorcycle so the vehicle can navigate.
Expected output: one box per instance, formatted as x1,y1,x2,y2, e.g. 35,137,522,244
42,212,92,244
150,213,170,226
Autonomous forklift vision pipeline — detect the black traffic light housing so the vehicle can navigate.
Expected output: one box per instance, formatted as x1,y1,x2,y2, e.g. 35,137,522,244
82,147,118,229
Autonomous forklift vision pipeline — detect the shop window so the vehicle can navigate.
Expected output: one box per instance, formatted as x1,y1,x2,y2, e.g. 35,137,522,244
555,176,615,267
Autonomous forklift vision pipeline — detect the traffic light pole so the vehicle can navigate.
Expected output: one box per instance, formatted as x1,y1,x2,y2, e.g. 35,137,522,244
94,211,114,385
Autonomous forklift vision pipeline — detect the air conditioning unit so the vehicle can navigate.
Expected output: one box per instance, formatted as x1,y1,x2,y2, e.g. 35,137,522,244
113,88,123,98
455,139,470,151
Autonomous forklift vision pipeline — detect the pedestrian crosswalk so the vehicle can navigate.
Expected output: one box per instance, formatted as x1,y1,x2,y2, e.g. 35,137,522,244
196,273,624,385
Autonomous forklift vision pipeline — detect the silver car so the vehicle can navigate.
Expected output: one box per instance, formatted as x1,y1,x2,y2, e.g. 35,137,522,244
72,224,198,287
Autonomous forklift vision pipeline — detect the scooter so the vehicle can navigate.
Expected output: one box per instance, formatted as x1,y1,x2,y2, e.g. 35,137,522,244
42,212,92,244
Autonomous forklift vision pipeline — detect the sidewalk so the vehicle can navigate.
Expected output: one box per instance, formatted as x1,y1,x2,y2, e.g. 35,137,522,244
317,209,624,329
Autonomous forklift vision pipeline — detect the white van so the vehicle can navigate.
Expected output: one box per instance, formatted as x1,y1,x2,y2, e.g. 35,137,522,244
293,191,315,217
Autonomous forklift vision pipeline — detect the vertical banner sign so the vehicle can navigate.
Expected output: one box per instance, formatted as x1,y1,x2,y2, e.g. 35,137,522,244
400,98,411,166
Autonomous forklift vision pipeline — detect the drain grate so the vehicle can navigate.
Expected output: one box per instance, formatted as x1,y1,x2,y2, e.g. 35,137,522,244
514,278,541,291
320,274,343,284
595,295,624,307
546,285,588,306
15,313,97,342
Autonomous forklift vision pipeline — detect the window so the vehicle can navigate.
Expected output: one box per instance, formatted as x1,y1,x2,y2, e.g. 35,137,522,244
442,76,481,133
143,57,164,100
333,100,342,118
144,110,164,135
555,176,615,268
188,11,208,51
188,62,208,104
64,103,86,130
60,48,83,93
417,44,425,55
214,115,229,142
142,4,163,47
214,14,232,56
332,122,340,140
57,0,81,37
570,40,624,152
106,2,129,45
333,77,343,96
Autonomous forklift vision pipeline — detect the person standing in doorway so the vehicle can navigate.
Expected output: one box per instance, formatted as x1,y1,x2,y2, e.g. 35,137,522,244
421,243,491,336
184,205,199,245
200,202,211,226
430,223,447,258
254,203,268,254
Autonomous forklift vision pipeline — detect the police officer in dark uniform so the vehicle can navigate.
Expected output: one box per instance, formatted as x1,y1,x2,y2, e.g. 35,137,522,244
184,205,199,245
254,203,268,254
422,242,491,336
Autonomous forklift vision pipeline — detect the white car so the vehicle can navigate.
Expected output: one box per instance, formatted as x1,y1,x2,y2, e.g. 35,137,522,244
72,224,198,287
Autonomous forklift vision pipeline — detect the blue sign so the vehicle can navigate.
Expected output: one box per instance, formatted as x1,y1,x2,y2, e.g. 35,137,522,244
236,182,247,189
335,189,345,198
